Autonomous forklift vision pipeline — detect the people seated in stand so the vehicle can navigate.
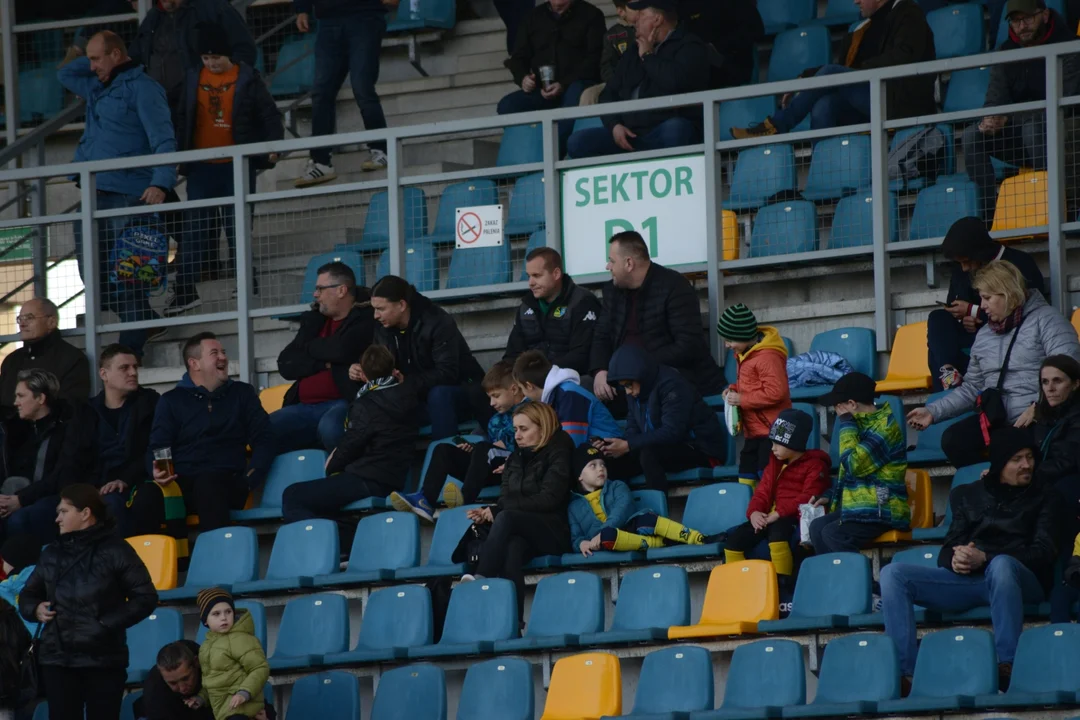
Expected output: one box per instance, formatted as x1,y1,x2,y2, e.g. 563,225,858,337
963,0,1080,222
716,303,792,487
0,535,41,634
272,261,374,452
569,445,704,554
811,372,910,553
0,298,90,407
732,0,935,139
929,217,1046,392
601,345,726,491
498,0,606,157
579,0,636,106
0,369,98,546
881,429,1058,692
504,247,601,378
281,345,418,522
909,261,1080,468
91,344,160,538
196,587,270,720
724,410,831,579
370,275,491,440
391,361,526,522
567,0,711,158
140,640,214,720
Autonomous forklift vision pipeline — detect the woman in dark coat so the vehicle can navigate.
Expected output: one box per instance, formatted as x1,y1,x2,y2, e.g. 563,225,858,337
468,402,574,622
19,484,158,720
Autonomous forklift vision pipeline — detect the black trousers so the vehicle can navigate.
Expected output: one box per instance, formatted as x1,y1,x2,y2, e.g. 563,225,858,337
128,472,248,534
724,516,798,553
808,511,891,554
420,443,500,506
637,443,713,491
739,437,773,480
475,509,569,621
42,666,125,720
281,471,390,523
927,309,977,392
940,414,990,468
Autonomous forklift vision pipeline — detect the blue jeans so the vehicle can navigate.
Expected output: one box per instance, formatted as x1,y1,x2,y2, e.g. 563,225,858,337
73,190,160,357
881,555,1045,675
269,399,350,452
497,81,587,158
771,64,871,132
0,494,59,546
567,117,700,159
312,12,388,164
175,162,254,298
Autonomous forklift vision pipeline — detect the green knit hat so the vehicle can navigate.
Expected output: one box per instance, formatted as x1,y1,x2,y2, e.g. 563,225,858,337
717,304,759,342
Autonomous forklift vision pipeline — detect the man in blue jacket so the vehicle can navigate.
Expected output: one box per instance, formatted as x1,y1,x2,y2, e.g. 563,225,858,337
58,31,177,358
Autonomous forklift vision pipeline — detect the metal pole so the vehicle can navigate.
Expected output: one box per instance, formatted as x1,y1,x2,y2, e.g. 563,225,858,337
386,137,404,277
1,0,20,151
80,172,100,385
869,78,892,353
137,0,151,23
702,100,723,363
541,117,561,251
1045,53,1066,312
31,140,47,298
234,155,255,384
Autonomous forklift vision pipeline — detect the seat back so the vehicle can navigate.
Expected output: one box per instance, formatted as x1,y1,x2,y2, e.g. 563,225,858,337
431,180,499,243
927,4,984,58
519,230,548,280
372,664,447,720
766,26,831,82
991,171,1048,233
505,173,546,235
758,0,817,32
457,657,534,720
828,192,899,248
891,545,942,568
273,594,349,659
944,67,991,113
127,535,178,591
440,578,518,645
541,653,621,719
611,566,691,630
19,68,64,123
630,489,668,517
526,572,604,638
362,188,429,251
718,96,776,142
375,241,439,292
726,144,797,210
197,601,267,648
749,200,819,258
348,512,420,572
127,608,184,676
388,0,455,29
909,179,979,240
254,450,329,515
723,638,807,709
446,242,513,288
809,327,877,379
819,0,860,21
804,135,872,201
287,672,361,720
789,553,872,618
942,463,990,529
184,527,259,588
301,251,365,300
258,383,291,413
816,633,900,704
631,646,714,714
1072,308,1080,337
268,35,315,96
264,519,340,580
497,124,544,167
906,469,934,530
699,560,779,626
910,628,998,698
791,402,822,450
681,483,753,536
120,690,142,720
1007,624,1080,696
878,322,931,390
356,584,433,650
426,505,482,567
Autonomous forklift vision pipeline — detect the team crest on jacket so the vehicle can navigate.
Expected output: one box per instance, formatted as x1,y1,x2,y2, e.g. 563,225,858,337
553,306,567,318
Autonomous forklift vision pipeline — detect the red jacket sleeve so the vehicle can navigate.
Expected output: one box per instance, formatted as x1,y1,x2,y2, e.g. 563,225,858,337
738,351,790,411
747,455,781,516
774,454,832,518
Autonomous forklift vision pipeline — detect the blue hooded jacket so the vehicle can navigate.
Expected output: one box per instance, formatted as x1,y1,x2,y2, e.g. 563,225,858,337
567,478,646,547
0,566,39,635
607,345,727,460
540,365,622,447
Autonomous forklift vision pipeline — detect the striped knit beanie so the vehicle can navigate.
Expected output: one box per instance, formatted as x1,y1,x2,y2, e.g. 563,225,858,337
717,304,759,342
196,587,235,627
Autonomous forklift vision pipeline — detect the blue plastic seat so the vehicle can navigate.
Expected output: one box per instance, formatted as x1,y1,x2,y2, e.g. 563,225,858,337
927,4,984,58
407,578,518,658
395,505,479,579
314,512,420,587
349,188,429,253
888,124,956,192
850,546,944,627
127,608,184,684
645,483,751,561
759,553,872,633
790,327,877,400
504,173,546,236
19,68,64,124
879,628,997,713
572,116,605,134
630,489,668,517
944,67,992,113
269,594,349,670
782,633,900,717
375,241,439,292
457,657,534,720
301,251,365,301
611,646,714,719
287,672,361,720
232,519,340,594
826,192,900,250
749,201,818,258
32,703,48,720
158,527,258,601
269,34,316,96
428,180,499,247
494,571,604,652
806,0,861,26
371,664,447,720
232,450,328,521
446,241,512,288
497,124,543,167
975,623,1080,708
120,691,142,720
757,0,816,34
197,600,267,649
912,462,988,540
909,178,980,241
803,135,871,202
723,144,797,211
386,0,455,31
718,96,777,142
908,391,976,465
692,638,806,719
324,584,433,665
767,26,832,83
578,566,691,645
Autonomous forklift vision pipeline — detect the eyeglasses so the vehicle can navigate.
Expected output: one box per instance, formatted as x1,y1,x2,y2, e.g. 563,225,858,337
1008,11,1044,27
313,283,344,294
16,313,53,325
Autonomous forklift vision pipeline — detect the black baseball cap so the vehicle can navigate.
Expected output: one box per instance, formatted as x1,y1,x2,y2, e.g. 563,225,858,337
818,372,877,407
627,0,679,11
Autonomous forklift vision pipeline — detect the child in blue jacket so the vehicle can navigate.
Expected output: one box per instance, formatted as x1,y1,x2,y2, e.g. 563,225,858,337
512,350,622,447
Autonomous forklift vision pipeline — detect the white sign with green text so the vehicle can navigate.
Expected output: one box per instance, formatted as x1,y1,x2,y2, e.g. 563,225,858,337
560,154,706,276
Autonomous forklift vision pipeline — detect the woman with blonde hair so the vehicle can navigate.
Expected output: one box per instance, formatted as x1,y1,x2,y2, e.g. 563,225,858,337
908,260,1080,467
465,401,574,622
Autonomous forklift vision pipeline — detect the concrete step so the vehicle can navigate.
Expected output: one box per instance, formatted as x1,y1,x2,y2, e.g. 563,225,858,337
457,50,511,74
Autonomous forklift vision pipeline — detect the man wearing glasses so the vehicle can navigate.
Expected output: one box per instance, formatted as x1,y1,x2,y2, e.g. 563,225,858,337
963,0,1080,223
0,298,90,408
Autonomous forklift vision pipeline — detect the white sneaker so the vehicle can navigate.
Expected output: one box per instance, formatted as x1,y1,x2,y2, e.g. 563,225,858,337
361,149,387,172
294,159,336,188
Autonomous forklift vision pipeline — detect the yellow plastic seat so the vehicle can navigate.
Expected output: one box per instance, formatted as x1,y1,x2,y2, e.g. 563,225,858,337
259,383,291,414
990,170,1048,237
1071,308,1080,337
722,210,740,261
667,560,778,640
540,652,622,720
873,469,932,544
875,321,931,393
126,535,178,591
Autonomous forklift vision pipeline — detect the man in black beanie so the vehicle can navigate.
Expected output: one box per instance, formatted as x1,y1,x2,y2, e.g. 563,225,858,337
880,427,1059,692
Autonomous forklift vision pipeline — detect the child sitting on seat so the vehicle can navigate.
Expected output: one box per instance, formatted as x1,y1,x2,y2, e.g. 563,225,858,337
197,588,272,720
568,445,705,554
723,409,831,577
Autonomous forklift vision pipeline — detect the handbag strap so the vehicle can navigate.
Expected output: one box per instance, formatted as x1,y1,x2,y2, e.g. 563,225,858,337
995,316,1025,391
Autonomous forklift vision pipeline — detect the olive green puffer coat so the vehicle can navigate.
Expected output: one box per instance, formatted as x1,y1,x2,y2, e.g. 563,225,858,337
198,609,269,719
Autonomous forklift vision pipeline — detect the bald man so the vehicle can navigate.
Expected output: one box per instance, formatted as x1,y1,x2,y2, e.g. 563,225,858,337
0,299,90,407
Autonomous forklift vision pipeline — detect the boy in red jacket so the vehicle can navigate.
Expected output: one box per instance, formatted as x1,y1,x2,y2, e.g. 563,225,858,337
723,409,830,577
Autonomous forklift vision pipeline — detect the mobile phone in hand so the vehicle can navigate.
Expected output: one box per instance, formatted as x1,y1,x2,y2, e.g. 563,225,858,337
589,436,605,445
935,300,951,307
452,436,467,445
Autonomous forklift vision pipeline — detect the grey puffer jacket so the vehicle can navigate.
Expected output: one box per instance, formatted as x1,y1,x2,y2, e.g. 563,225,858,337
927,292,1080,423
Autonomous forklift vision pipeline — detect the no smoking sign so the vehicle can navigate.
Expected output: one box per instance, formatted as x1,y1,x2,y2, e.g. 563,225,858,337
455,204,504,249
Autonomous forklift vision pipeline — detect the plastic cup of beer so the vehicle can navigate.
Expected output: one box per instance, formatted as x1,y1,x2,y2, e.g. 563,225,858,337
153,447,175,477
539,65,555,90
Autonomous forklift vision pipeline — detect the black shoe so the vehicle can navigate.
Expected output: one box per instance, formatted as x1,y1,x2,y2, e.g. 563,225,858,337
163,292,202,317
